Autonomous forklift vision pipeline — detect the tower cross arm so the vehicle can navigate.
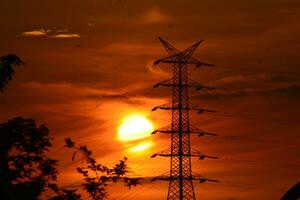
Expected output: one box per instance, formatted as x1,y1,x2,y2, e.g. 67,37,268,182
152,103,216,112
187,56,215,67
154,37,214,67
158,37,181,56
153,78,215,90
151,152,219,160
189,104,217,113
153,55,215,67
153,55,181,65
151,175,219,183
151,124,218,136
188,78,215,90
189,124,218,136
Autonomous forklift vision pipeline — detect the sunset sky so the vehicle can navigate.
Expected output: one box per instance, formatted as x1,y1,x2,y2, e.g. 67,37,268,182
1,0,300,199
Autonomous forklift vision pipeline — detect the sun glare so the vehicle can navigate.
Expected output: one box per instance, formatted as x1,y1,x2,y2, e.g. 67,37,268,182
129,141,153,153
118,114,154,142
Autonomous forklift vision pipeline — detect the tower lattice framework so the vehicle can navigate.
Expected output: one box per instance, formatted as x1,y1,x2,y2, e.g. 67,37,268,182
151,37,218,200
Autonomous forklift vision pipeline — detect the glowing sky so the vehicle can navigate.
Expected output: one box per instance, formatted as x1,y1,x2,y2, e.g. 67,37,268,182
1,0,300,199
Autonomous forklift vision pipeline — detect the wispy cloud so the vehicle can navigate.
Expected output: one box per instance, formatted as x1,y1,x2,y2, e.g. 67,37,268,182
55,29,69,33
19,28,80,38
139,7,170,24
193,83,300,100
21,29,50,37
146,60,169,77
17,81,140,105
48,33,80,38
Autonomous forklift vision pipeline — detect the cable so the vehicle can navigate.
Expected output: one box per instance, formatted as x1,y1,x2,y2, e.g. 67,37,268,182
191,144,300,169
118,159,169,200
120,182,155,200
207,181,285,192
206,40,300,53
210,157,300,169
118,157,169,199
208,111,300,125
55,103,102,129
130,183,160,200
200,134,299,149
207,65,300,76
205,133,298,145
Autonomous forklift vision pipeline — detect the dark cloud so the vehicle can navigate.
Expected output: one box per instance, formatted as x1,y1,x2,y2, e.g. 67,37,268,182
193,84,300,100
83,93,144,105
0,82,145,110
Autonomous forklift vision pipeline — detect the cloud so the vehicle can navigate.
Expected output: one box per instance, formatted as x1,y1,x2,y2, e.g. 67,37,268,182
19,28,80,38
209,74,300,89
194,83,300,100
139,7,170,24
103,43,152,55
17,81,142,105
55,29,69,33
124,73,300,100
20,29,50,37
48,33,80,38
83,93,144,105
212,75,252,86
185,73,300,100
146,60,170,77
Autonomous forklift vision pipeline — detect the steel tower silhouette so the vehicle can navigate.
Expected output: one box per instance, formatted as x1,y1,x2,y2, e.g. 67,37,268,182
151,37,218,200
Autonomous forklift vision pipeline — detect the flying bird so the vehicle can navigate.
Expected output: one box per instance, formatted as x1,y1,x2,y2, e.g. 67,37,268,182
75,44,83,48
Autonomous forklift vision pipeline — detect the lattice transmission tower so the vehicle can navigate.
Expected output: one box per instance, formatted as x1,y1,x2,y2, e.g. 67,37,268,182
151,37,218,200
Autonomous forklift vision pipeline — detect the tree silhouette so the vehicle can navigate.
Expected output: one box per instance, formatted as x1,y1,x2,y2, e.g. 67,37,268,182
281,182,300,200
0,51,142,199
49,188,82,200
0,117,58,200
65,138,142,200
0,54,24,93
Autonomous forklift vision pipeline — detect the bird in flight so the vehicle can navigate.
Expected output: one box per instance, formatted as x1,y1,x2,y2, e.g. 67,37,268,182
75,44,83,48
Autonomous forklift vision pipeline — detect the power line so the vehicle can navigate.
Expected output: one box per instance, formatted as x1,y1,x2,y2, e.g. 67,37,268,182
189,145,300,169
203,157,300,170
208,65,300,76
200,134,299,148
207,40,300,53
207,181,286,192
222,158,300,168
209,111,300,125
119,159,169,200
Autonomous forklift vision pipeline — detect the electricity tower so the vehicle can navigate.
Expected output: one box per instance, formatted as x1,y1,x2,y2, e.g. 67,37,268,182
151,37,218,200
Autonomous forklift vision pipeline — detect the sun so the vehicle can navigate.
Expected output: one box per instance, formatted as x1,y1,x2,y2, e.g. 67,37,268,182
118,114,154,142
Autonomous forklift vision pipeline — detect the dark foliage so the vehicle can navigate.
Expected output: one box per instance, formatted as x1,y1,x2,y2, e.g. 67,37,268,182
0,117,58,200
0,54,24,93
281,182,300,200
65,138,142,200
49,188,81,200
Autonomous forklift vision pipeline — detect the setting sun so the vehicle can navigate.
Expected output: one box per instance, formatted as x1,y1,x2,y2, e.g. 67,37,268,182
118,114,154,142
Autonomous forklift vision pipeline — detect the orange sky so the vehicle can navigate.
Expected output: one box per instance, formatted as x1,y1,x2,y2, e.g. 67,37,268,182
1,0,300,199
